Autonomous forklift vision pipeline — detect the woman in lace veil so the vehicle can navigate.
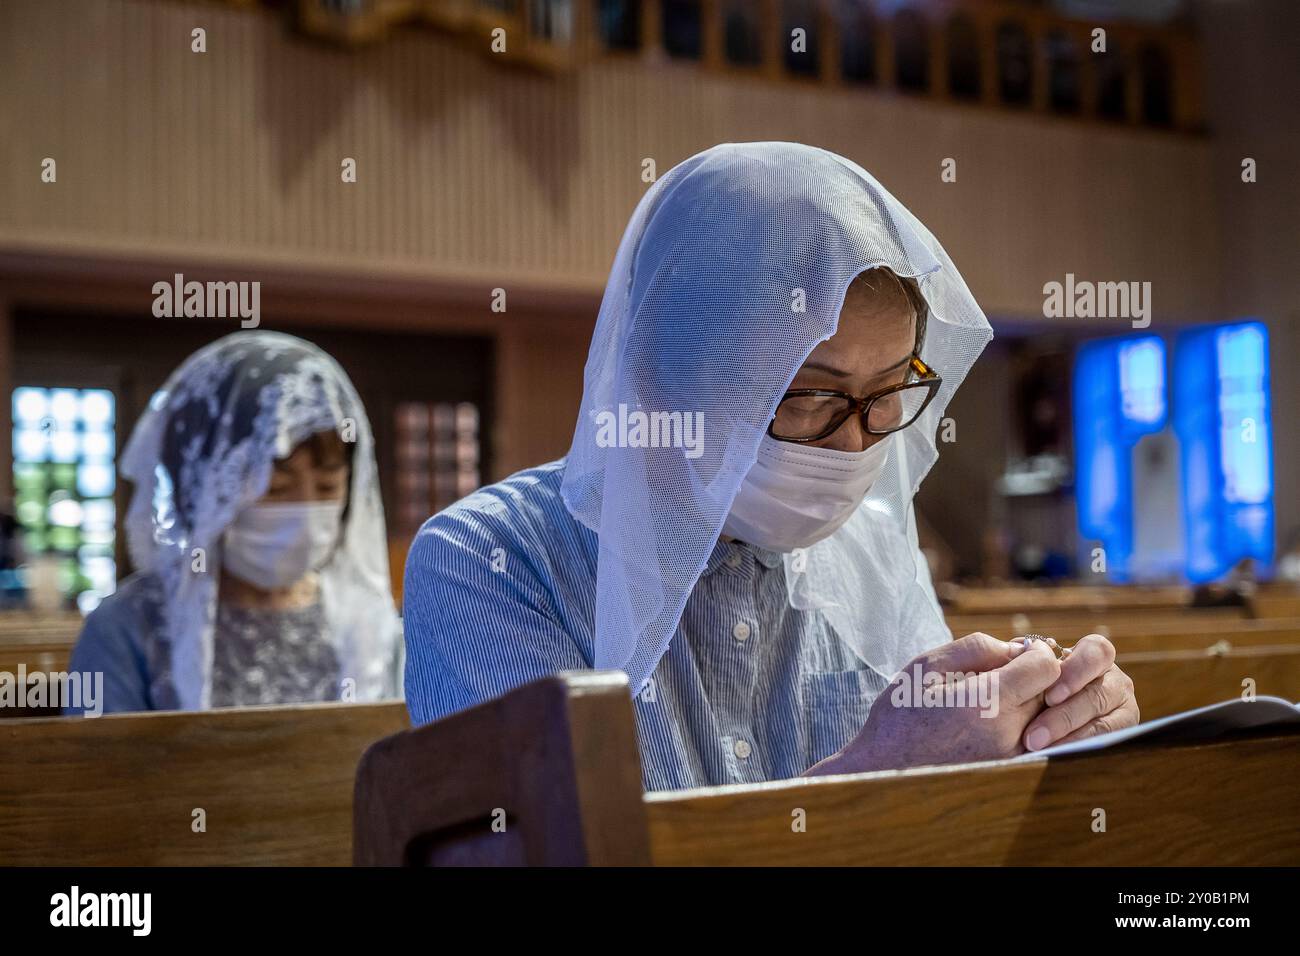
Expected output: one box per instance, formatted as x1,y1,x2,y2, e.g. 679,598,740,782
404,142,1138,789
67,331,402,713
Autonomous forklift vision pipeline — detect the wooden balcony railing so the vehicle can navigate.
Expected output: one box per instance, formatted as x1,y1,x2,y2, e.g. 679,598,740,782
272,1,1204,132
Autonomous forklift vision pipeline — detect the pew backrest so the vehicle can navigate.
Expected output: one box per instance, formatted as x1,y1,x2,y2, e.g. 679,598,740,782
0,701,409,865
1118,643,1300,719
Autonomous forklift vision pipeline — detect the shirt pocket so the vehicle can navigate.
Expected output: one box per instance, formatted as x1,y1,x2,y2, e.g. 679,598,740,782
801,667,890,767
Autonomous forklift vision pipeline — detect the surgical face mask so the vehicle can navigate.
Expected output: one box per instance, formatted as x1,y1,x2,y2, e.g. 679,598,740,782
222,501,344,589
721,434,890,552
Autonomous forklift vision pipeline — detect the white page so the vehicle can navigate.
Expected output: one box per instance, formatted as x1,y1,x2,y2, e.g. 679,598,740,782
1008,696,1300,762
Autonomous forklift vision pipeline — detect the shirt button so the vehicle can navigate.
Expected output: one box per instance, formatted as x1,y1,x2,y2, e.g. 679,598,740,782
725,552,743,568
732,621,751,642
733,739,752,760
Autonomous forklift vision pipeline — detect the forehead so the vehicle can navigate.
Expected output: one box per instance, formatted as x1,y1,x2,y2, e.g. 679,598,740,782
811,296,916,358
276,431,348,469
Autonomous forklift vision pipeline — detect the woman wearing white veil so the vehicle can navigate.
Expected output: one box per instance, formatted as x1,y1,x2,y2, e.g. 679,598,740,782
405,142,1137,790
68,331,402,713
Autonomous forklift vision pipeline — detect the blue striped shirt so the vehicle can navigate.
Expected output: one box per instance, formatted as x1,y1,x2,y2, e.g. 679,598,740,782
403,459,891,792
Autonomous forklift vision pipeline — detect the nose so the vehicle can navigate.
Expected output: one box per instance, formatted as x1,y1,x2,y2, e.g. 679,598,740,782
290,470,318,502
814,414,886,454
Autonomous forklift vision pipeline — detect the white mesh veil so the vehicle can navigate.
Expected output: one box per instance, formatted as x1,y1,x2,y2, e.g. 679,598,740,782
120,331,401,709
562,142,993,690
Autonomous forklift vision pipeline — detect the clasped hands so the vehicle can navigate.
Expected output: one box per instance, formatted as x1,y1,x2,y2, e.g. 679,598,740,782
808,631,1141,775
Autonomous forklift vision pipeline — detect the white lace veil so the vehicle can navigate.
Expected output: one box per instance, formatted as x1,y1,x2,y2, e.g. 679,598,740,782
120,331,401,709
562,142,993,690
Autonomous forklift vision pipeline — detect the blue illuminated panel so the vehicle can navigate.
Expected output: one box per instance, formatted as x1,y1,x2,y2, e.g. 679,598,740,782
1174,321,1273,582
1073,335,1167,582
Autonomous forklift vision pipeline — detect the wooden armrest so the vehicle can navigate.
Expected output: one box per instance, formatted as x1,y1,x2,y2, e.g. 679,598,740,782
354,671,651,866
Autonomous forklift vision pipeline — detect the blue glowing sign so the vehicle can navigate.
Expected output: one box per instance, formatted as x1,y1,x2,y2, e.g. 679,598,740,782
1173,321,1273,582
1073,335,1167,582
1073,322,1274,583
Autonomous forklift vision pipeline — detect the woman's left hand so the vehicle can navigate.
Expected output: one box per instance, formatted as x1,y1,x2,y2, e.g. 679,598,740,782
1021,633,1140,751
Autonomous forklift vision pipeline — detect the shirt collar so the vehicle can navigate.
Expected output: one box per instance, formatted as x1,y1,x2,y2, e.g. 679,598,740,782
702,537,786,576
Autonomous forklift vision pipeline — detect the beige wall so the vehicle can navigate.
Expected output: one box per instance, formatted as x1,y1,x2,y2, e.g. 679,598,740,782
1195,0,1300,548
6,0,1288,564
0,0,1221,318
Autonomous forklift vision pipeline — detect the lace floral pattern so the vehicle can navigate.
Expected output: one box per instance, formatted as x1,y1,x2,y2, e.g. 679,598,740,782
210,601,340,707
119,331,401,710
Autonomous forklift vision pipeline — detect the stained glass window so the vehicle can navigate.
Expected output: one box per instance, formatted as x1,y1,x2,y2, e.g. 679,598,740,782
11,386,117,613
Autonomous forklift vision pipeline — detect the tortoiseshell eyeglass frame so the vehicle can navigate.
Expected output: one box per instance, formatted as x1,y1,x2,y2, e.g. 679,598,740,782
768,354,942,443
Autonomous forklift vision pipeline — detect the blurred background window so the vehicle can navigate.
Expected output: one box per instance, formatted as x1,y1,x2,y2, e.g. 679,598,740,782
662,0,702,60
892,8,929,93
11,386,117,613
1051,0,1188,23
1046,29,1081,114
530,0,574,44
322,0,369,12
996,20,1034,107
946,13,981,101
834,0,876,85
723,0,762,67
1139,43,1173,126
782,0,821,78
599,0,641,51
1096,43,1128,120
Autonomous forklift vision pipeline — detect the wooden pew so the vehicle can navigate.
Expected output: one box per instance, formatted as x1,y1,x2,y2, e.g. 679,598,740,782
0,620,80,718
942,583,1300,649
941,583,1250,648
0,613,81,686
0,611,83,647
5,660,1289,866
945,606,1247,642
354,672,1300,866
0,611,84,635
1250,583,1300,619
646,732,1299,865
1095,618,1300,654
1117,644,1300,720
0,613,80,673
0,640,72,675
0,701,408,865
941,584,1195,615
949,615,1300,654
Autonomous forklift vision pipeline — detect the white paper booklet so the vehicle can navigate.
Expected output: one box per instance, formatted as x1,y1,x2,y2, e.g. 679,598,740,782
1013,696,1300,761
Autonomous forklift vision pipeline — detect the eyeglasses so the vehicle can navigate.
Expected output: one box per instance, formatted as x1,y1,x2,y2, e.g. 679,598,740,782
769,355,942,443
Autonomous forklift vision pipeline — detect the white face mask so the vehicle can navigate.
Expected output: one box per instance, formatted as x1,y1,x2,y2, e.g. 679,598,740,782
222,501,344,589
721,434,890,552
